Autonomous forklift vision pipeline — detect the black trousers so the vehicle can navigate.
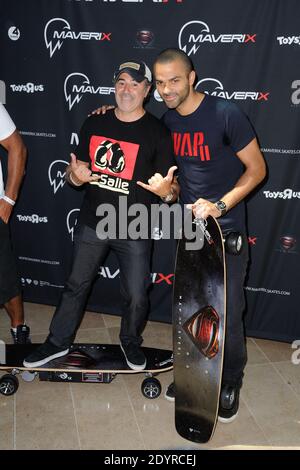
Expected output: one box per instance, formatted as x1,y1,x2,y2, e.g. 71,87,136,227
222,234,249,388
48,225,152,348
0,219,20,304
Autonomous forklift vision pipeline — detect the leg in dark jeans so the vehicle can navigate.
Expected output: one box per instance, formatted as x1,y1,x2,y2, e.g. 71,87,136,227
48,225,109,348
112,239,152,346
23,230,152,369
222,234,249,388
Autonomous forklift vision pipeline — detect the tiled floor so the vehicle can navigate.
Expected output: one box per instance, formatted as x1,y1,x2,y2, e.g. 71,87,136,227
1,302,300,450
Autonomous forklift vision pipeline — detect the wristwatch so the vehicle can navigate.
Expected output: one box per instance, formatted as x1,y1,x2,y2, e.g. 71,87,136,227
215,200,227,216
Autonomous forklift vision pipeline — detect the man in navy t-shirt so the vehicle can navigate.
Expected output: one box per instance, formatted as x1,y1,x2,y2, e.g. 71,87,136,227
154,48,266,423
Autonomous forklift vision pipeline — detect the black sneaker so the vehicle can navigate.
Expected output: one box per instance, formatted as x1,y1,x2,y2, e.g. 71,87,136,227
23,341,69,368
218,384,240,423
165,382,175,402
120,342,146,371
11,324,31,344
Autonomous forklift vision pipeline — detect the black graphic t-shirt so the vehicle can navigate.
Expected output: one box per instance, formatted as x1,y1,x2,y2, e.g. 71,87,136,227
163,94,256,232
75,109,175,234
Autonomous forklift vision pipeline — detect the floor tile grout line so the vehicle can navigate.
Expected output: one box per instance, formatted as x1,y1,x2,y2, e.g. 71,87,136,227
250,339,273,363
251,340,300,402
13,394,16,450
240,395,273,448
243,362,300,447
106,325,146,450
69,384,82,450
102,314,116,329
122,376,146,451
75,326,115,333
246,337,271,365
252,339,295,364
269,361,300,404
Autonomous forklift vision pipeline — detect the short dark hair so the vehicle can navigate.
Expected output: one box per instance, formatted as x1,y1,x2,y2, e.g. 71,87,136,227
154,48,194,74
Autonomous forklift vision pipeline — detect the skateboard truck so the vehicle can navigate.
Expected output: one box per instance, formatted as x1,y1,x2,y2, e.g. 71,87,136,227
193,217,213,245
193,217,243,255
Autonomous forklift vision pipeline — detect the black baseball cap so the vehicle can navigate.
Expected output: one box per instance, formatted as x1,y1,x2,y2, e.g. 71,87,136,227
113,61,152,84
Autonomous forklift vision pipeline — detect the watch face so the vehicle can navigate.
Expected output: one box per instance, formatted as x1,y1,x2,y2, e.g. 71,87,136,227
216,201,226,214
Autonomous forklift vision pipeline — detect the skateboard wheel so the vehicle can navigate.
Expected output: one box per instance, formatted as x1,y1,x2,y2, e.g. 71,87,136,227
141,378,161,399
0,374,19,396
225,232,243,255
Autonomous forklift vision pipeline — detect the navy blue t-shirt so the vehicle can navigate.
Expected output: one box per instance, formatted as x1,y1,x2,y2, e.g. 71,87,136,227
163,94,256,232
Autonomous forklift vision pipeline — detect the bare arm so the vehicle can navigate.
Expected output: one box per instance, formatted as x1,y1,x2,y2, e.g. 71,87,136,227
66,153,101,186
190,137,266,219
0,130,27,223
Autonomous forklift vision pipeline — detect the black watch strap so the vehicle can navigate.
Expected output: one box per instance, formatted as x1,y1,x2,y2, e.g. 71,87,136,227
215,200,227,216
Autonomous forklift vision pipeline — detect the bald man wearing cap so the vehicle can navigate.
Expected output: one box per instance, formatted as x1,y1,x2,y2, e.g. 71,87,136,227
24,60,178,371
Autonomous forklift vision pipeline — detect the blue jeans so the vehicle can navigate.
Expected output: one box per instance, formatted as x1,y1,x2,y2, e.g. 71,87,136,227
48,225,152,348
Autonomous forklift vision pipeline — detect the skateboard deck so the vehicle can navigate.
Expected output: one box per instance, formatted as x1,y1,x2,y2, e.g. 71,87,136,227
173,216,226,443
0,343,173,398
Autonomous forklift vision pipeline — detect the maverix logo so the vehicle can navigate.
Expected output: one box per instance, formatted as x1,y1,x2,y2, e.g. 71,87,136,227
67,208,80,241
248,236,257,246
196,78,269,102
44,18,111,58
97,270,174,284
48,160,69,194
179,20,256,56
64,73,114,110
